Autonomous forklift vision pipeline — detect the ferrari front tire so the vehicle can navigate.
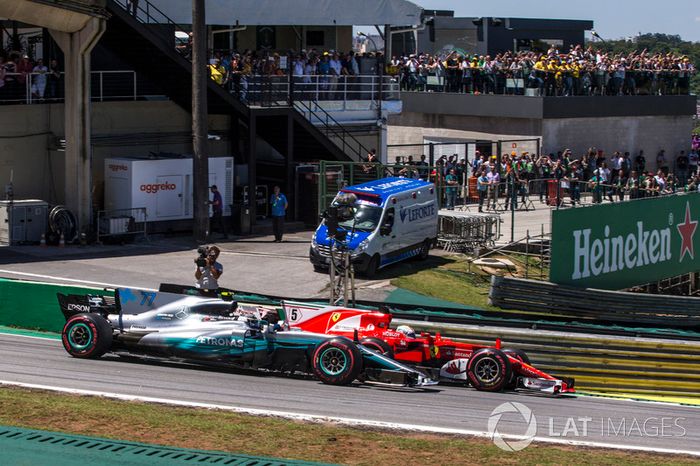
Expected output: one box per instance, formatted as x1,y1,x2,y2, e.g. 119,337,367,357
311,338,363,385
503,348,531,389
359,337,394,358
467,348,512,392
61,313,113,359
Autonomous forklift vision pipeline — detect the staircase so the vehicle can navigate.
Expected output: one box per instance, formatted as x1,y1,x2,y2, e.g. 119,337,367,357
104,0,369,163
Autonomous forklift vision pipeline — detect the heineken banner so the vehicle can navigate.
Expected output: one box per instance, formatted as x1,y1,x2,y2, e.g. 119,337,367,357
550,193,700,290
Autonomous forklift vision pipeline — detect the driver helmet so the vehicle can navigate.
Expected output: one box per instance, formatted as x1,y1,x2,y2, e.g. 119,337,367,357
396,325,415,339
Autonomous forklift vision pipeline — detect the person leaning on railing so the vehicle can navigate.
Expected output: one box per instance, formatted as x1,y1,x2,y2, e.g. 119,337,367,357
625,170,640,199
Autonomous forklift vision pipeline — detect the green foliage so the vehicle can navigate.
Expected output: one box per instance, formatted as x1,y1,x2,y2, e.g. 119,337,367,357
590,33,700,94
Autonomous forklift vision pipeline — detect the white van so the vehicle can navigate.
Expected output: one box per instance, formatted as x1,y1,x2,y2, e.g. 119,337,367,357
309,177,438,276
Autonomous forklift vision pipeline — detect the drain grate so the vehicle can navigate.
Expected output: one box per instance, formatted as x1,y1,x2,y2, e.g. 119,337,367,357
0,427,331,466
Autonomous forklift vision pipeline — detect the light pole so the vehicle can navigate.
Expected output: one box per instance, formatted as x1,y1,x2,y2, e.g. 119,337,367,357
591,30,607,44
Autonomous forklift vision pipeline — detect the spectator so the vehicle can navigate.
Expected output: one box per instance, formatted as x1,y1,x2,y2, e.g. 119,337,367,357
31,58,48,99
626,170,640,199
614,169,627,201
127,0,139,16
486,163,500,209
209,185,228,239
444,168,458,210
47,59,61,100
477,169,489,212
589,169,605,204
270,185,288,243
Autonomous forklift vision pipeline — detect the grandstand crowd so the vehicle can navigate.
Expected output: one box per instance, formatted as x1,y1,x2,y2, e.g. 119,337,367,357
203,44,696,97
389,45,696,96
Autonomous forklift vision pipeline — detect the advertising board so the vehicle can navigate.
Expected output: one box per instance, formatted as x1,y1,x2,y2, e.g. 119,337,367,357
550,193,699,289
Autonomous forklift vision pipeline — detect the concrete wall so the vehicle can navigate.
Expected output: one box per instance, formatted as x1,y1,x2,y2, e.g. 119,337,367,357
542,115,694,160
390,112,542,139
0,101,231,207
392,93,696,163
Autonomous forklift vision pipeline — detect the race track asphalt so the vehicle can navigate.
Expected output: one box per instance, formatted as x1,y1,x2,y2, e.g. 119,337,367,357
1,333,698,455
2,237,699,455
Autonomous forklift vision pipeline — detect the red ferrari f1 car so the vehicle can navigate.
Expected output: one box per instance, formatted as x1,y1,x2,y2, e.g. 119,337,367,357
279,301,575,395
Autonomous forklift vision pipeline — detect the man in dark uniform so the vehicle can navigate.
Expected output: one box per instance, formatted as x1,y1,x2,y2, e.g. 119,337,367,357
209,185,228,239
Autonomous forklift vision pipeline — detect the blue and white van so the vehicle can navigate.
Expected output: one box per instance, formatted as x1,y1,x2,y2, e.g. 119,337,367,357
309,177,438,276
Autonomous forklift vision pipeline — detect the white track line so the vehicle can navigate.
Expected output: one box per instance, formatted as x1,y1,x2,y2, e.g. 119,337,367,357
0,379,698,457
0,269,152,291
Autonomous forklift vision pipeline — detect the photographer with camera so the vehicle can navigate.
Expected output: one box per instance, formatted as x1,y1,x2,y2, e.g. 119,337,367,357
194,245,223,293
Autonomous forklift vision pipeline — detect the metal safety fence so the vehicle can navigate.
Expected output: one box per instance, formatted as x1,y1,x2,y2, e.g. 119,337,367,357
96,208,148,244
391,68,694,96
438,176,689,213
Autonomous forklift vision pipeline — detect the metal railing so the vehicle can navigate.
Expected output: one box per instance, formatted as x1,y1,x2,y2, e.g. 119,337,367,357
229,74,399,107
391,68,694,96
0,70,149,104
434,176,691,212
294,100,373,162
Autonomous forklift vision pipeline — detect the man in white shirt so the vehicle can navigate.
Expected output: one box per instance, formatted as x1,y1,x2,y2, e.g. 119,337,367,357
329,52,342,99
486,165,500,209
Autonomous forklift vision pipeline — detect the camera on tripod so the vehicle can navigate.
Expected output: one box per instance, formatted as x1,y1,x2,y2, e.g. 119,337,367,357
323,193,357,242
196,246,209,267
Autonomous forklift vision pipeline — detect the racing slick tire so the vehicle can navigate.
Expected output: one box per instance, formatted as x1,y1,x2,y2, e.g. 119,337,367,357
61,313,113,359
503,348,531,365
311,338,363,385
363,255,380,278
503,348,531,389
359,337,394,358
416,240,431,261
467,348,512,392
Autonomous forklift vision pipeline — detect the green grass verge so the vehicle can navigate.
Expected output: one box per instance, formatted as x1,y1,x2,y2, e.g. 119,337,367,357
391,254,550,312
392,258,500,311
0,386,696,466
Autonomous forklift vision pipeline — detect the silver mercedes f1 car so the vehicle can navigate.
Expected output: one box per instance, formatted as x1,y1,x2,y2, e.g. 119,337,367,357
57,287,436,388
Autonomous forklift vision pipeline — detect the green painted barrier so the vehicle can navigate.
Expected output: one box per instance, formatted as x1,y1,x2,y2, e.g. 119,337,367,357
0,426,330,465
0,278,114,332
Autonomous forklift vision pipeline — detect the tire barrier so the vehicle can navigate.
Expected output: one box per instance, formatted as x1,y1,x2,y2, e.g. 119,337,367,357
397,318,700,399
489,275,700,329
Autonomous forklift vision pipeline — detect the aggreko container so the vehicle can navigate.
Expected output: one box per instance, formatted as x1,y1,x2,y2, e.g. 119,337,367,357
104,156,233,221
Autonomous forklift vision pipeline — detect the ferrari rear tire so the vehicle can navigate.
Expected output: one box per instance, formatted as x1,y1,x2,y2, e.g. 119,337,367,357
359,337,394,358
311,338,363,385
467,348,511,392
62,313,113,359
